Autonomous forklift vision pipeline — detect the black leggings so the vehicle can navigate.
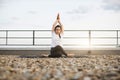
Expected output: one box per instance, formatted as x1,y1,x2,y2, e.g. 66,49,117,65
48,45,67,58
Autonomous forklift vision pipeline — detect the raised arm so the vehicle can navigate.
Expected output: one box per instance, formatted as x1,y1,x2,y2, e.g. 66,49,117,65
52,19,58,32
58,19,64,33
57,13,64,33
52,13,64,33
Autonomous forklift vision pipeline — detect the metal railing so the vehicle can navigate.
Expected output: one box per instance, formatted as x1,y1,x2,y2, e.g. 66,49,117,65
0,30,120,48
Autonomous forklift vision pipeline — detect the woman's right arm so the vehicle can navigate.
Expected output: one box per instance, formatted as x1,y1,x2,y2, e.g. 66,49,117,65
52,19,58,32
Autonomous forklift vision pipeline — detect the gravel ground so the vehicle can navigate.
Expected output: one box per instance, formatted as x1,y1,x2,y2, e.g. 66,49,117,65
0,55,120,80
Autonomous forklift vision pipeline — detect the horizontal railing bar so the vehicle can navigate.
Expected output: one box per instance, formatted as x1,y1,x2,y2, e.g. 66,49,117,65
0,30,120,31
0,44,117,46
0,30,36,31
90,30,120,31
0,37,88,38
3,44,33,46
0,37,34,38
35,37,89,39
91,37,120,39
65,37,120,39
1,44,49,46
1,36,120,38
0,37,120,39
65,30,120,32
64,44,117,46
0,30,50,31
2,38,33,39
0,44,6,45
92,44,117,46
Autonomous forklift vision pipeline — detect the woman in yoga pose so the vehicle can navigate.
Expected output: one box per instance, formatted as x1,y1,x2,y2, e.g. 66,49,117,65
48,13,68,58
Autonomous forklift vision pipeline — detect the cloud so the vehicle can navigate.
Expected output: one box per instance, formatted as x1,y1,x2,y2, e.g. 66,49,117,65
27,11,37,14
0,0,4,8
67,6,90,14
103,0,120,11
11,17,20,21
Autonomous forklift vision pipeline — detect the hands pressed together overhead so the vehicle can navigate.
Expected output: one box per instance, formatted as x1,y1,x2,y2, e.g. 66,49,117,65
52,13,64,33
57,13,60,21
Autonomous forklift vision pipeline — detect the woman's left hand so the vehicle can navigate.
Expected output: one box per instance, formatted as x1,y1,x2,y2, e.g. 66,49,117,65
57,13,60,20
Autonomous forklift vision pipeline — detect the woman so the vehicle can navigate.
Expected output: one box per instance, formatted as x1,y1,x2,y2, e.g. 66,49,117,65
48,13,68,58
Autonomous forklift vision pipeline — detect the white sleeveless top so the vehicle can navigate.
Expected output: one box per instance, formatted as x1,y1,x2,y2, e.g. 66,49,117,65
51,32,63,48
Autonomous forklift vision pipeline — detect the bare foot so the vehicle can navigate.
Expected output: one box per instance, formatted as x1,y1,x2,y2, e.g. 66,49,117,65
68,53,74,57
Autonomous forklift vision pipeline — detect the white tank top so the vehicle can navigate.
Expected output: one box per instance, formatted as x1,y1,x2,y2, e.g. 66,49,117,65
51,32,63,48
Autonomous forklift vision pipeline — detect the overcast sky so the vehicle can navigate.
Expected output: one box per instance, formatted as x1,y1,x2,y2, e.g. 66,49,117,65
0,0,120,30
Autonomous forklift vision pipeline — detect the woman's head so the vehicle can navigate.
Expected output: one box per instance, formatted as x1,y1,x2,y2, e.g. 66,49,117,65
54,25,62,34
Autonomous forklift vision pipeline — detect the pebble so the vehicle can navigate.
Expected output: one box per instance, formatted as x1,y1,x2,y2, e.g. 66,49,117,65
0,55,120,80
84,76,91,80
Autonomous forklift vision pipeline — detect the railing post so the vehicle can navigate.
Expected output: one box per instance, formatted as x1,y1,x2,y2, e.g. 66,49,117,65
6,30,8,45
116,30,119,47
88,30,91,53
33,30,35,45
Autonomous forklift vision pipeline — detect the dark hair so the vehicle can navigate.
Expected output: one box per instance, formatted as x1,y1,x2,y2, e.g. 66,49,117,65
54,25,62,38
54,25,62,31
